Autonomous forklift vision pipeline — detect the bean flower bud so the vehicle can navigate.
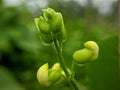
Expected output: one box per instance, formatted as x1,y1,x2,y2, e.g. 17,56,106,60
34,8,67,44
38,16,50,34
42,8,56,21
51,13,63,34
37,63,49,86
37,63,66,87
73,41,99,64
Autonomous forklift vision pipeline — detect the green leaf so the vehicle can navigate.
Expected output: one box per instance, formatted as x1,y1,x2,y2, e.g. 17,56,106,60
0,66,25,90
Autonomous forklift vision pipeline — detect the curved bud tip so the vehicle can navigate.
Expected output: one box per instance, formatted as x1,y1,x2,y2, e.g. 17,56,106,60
84,41,99,60
73,41,99,65
38,17,50,34
42,8,56,20
52,63,61,70
37,63,50,86
84,41,99,51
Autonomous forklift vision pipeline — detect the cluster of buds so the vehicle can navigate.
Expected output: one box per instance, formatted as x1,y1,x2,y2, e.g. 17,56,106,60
34,8,67,45
35,8,99,88
37,63,67,87
73,41,99,65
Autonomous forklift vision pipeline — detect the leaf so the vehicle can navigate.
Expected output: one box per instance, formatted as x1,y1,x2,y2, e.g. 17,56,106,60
0,66,25,90
87,35,119,90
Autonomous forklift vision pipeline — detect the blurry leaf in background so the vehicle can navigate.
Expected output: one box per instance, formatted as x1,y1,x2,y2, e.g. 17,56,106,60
0,66,25,90
87,35,119,90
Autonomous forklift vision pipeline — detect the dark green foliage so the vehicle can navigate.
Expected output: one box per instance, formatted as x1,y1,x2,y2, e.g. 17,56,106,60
87,35,119,90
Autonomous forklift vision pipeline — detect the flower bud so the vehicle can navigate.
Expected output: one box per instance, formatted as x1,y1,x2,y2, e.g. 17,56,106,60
51,13,63,34
51,63,67,86
48,69,61,84
34,8,67,45
73,41,99,64
37,63,50,87
37,63,67,87
52,63,61,70
38,16,50,34
84,41,99,60
42,8,56,21
73,48,93,64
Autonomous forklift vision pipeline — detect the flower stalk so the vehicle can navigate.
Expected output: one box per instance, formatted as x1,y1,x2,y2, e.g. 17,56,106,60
53,37,80,90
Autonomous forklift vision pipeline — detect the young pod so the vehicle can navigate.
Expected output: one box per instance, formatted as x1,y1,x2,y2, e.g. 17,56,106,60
73,41,99,64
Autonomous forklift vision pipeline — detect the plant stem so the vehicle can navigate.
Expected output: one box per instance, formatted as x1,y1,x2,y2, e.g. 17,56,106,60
53,38,69,77
53,38,80,90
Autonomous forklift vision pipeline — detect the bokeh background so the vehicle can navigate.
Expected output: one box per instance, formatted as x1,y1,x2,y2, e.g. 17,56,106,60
0,0,119,90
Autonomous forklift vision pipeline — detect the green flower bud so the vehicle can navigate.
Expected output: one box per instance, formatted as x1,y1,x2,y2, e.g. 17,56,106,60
73,41,99,64
51,63,67,86
38,16,50,34
73,48,93,64
48,69,61,84
37,63,50,87
52,63,61,70
42,8,56,21
51,13,63,34
40,34,53,45
37,63,67,87
34,8,67,44
34,17,50,35
84,41,99,61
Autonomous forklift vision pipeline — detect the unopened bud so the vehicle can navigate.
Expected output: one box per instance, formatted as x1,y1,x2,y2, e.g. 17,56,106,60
51,13,63,34
37,63,50,86
73,41,99,64
43,8,56,21
48,69,61,84
84,41,99,60
37,63,67,87
38,16,50,34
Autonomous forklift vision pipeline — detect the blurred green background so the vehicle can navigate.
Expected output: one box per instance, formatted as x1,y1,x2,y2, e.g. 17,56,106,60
0,0,119,90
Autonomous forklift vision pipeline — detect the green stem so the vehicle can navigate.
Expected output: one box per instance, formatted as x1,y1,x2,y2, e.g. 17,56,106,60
71,79,81,90
53,38,69,77
53,38,80,90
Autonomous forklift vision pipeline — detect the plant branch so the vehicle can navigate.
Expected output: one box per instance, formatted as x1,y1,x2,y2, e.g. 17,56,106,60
53,38,70,77
53,38,80,90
